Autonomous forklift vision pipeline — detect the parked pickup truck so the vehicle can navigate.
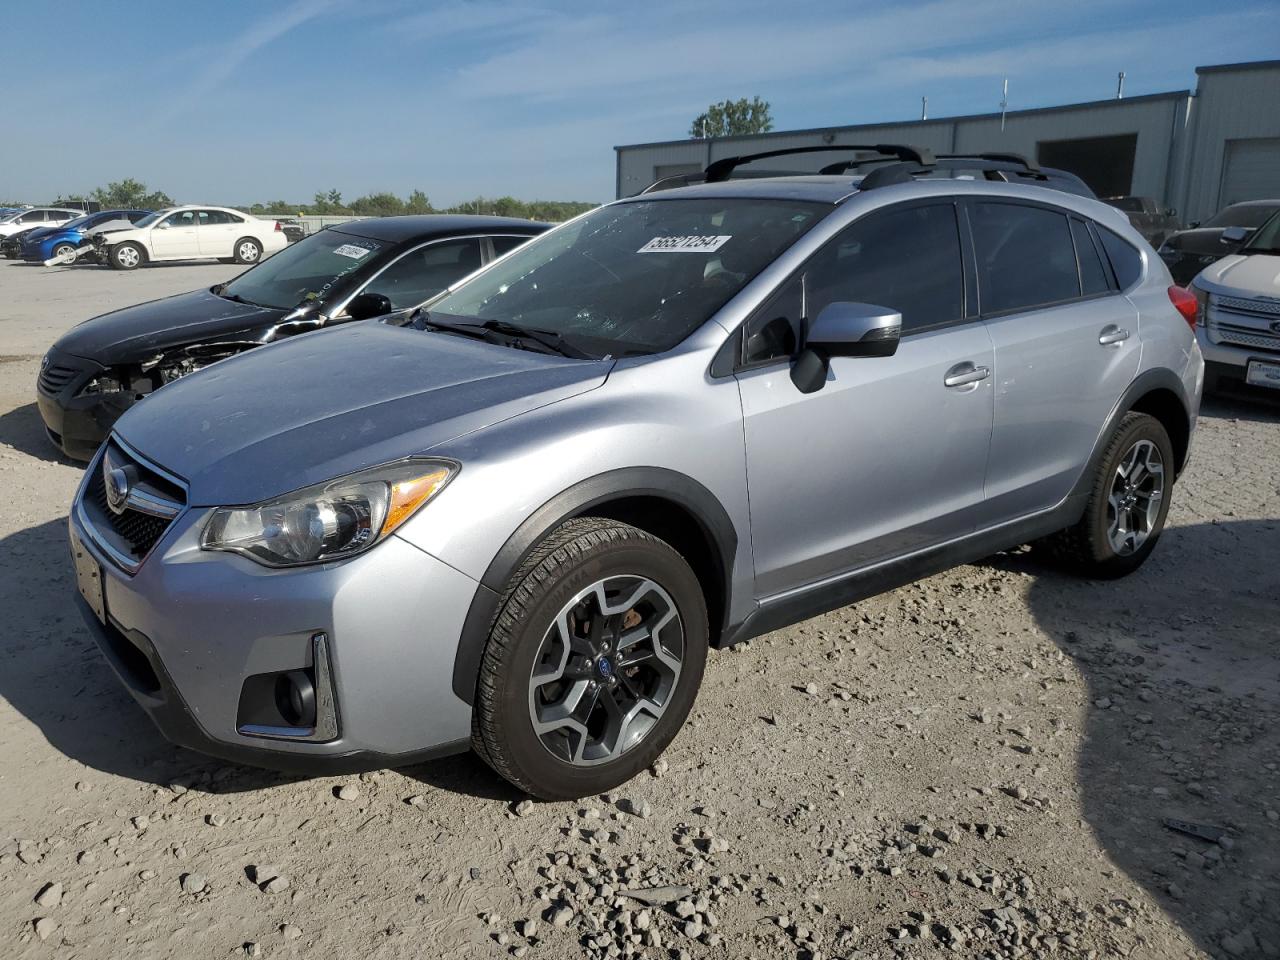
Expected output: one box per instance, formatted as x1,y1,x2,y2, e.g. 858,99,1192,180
1103,197,1181,248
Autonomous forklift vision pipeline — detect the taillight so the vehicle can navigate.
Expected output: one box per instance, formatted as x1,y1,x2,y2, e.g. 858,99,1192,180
1167,285,1197,329
273,221,282,232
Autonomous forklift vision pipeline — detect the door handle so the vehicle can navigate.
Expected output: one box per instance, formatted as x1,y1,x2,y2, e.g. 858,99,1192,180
1098,325,1130,346
943,362,991,388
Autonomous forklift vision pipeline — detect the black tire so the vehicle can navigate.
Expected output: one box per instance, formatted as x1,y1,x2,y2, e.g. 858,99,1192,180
472,517,708,800
1042,412,1175,579
109,242,145,271
233,237,262,265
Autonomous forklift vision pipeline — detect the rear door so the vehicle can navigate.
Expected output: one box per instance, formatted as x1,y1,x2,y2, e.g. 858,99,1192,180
196,210,240,256
736,200,995,597
972,200,1141,524
150,210,200,258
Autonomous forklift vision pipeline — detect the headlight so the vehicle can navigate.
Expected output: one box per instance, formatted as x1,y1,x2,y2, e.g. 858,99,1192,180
201,459,456,566
79,374,128,396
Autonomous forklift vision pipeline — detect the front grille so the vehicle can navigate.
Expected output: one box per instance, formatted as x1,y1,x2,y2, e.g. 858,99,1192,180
1215,294,1280,317
77,441,186,571
38,362,82,395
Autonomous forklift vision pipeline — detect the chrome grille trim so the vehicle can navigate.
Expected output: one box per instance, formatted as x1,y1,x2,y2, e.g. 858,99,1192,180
75,437,188,574
1214,294,1280,317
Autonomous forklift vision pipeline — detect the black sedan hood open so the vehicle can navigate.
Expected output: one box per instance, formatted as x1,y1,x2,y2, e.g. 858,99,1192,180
55,288,295,365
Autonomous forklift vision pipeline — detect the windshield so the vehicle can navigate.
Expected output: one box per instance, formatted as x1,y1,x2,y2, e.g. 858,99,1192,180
0,211,23,223
1204,204,1278,229
427,197,827,355
64,214,99,230
221,229,385,309
132,208,174,228
1243,212,1280,254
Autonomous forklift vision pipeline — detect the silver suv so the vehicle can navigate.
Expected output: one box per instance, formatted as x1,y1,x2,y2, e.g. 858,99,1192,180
67,154,1203,799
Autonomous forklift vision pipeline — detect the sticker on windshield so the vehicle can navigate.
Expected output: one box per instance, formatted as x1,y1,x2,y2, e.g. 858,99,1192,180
638,235,732,254
333,243,374,260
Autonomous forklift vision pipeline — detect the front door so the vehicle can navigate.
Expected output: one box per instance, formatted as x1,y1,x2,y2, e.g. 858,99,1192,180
736,200,995,598
149,210,200,258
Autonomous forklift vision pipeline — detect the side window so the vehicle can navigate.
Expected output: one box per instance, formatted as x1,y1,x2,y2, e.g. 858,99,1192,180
198,210,231,226
1071,218,1111,296
364,238,483,310
227,212,245,223
19,211,45,223
1096,226,1143,290
163,211,196,228
128,211,148,223
806,202,965,333
971,202,1079,314
491,235,529,257
742,275,802,366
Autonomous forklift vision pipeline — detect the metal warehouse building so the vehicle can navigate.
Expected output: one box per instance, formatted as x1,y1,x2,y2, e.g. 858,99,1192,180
614,59,1280,223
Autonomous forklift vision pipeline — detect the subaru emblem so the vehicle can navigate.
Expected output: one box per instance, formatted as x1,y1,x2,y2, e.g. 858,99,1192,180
40,353,50,371
105,467,131,514
1271,321,1280,335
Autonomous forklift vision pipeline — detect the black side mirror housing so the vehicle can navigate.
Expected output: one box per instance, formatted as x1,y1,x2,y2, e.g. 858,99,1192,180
345,291,393,321
790,301,902,393
1220,226,1249,245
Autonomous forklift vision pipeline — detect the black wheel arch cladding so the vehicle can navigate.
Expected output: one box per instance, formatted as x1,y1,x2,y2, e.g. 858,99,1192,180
451,467,738,705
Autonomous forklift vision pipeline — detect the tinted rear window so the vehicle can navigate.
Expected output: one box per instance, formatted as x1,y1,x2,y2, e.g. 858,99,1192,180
972,202,1079,314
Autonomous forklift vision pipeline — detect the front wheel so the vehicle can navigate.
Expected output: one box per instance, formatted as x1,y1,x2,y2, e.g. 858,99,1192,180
109,242,144,270
233,237,262,264
52,242,78,263
473,517,708,800
1042,412,1175,578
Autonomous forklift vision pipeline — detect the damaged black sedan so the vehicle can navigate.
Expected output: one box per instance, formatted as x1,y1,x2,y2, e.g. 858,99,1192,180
36,215,547,460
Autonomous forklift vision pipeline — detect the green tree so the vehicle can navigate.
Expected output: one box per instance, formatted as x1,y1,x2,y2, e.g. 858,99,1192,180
348,192,406,217
405,189,433,214
689,97,773,139
91,178,174,209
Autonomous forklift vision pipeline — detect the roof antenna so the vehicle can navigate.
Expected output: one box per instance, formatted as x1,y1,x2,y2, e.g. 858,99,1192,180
1116,71,1126,99
999,77,1008,131
920,96,927,121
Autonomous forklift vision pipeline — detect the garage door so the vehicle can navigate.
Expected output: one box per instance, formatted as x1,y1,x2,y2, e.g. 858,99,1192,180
1220,138,1280,206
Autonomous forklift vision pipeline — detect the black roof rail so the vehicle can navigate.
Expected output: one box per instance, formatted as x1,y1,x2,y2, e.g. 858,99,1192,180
859,163,930,191
703,144,935,183
937,152,1040,172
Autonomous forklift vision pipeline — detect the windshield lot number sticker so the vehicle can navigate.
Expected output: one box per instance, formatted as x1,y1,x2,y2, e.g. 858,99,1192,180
638,235,732,254
333,244,374,260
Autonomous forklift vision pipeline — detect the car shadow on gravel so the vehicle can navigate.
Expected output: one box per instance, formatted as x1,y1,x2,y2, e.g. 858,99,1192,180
1200,392,1280,423
993,518,1280,957
0,401,75,464
0,517,517,801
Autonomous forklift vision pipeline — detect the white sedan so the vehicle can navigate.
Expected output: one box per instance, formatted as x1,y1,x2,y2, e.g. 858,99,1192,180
96,205,288,270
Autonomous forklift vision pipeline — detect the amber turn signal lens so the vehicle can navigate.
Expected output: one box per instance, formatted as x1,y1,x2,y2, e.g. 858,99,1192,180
382,468,453,536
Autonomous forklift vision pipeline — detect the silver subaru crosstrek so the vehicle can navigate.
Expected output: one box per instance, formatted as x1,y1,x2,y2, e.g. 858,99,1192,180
68,159,1203,800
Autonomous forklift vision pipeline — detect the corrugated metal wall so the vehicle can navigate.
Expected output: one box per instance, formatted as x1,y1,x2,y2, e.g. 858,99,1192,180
1181,63,1280,222
615,62,1280,223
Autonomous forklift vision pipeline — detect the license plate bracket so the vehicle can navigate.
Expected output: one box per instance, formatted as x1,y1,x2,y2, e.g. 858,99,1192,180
70,529,106,625
1246,359,1280,390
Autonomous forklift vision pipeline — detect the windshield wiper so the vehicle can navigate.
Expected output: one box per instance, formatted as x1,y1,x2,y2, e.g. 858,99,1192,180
218,290,267,308
478,320,595,359
411,311,594,359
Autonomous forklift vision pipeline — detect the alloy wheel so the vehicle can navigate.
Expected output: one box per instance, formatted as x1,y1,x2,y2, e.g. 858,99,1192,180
1106,439,1164,556
528,575,684,766
117,246,140,268
239,242,259,262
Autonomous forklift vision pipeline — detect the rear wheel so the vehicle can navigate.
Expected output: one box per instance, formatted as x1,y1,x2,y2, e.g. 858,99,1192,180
233,238,262,265
109,242,144,270
1042,412,1174,578
473,517,708,800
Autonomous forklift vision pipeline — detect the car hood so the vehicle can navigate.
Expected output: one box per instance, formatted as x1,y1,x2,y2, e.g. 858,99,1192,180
55,288,290,364
1161,226,1236,255
1196,253,1280,295
113,321,614,506
23,226,66,243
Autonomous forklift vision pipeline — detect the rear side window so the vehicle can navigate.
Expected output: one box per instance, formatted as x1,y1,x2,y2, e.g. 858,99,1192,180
365,238,484,310
1096,227,1143,290
1071,218,1111,296
492,235,530,256
972,202,1079,314
806,202,964,334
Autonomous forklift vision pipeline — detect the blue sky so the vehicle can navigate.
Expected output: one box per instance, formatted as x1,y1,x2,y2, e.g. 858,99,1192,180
1,0,1276,206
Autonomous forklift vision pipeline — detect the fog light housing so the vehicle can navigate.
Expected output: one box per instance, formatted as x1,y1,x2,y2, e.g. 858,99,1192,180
275,670,316,728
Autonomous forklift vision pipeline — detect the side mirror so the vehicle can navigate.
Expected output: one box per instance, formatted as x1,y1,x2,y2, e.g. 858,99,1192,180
1221,226,1248,244
345,291,393,321
1189,220,1200,229
790,302,902,394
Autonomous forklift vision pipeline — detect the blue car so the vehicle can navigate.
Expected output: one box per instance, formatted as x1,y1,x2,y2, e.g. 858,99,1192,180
22,209,151,263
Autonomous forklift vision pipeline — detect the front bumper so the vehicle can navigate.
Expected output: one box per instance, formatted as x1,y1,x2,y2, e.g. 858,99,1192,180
69,470,478,772
1196,328,1280,395
36,355,131,461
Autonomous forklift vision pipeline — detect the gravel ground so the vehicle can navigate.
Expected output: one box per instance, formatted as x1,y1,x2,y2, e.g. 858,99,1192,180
1,258,1277,959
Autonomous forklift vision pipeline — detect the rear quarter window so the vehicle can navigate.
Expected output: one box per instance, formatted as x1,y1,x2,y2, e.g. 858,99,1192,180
1096,227,1143,290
